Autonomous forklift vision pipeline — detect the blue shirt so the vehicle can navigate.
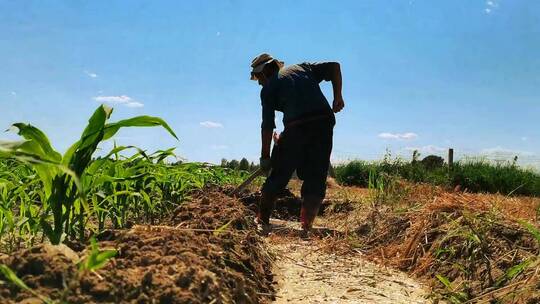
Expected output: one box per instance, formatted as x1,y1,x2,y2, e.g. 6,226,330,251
260,62,335,130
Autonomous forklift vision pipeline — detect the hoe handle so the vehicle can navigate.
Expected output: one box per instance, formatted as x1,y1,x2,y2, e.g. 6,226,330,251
232,168,265,196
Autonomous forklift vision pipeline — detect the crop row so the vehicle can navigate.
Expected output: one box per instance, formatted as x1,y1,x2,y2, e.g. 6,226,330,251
0,105,246,252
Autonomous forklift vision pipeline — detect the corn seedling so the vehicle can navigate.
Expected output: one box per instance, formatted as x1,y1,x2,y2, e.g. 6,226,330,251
0,105,177,244
78,237,117,272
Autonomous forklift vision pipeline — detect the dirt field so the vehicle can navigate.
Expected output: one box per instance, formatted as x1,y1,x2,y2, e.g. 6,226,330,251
0,190,274,304
1,181,539,303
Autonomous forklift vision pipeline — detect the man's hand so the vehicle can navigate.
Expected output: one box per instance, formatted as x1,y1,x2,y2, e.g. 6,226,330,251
333,95,345,113
273,131,280,145
259,157,272,174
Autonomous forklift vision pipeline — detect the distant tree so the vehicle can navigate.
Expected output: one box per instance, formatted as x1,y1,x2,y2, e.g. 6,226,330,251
228,159,239,170
239,158,250,171
421,155,444,170
220,158,228,167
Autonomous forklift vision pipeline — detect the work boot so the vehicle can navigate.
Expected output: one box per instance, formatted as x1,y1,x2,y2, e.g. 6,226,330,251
256,192,276,235
300,196,323,237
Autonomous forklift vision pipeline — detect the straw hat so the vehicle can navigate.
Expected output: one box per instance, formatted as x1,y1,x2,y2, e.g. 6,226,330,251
250,53,284,80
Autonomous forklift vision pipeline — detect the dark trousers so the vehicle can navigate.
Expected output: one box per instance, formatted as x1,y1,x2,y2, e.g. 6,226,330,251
262,117,334,201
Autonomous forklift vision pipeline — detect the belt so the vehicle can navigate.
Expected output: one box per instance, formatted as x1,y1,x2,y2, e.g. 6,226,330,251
284,114,333,129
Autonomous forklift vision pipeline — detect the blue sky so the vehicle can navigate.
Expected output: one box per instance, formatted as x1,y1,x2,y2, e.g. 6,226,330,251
1,1,539,169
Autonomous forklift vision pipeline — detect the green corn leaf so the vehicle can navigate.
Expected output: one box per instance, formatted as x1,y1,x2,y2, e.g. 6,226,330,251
125,148,151,162
84,145,136,177
150,147,176,163
99,190,142,208
78,105,112,151
62,105,111,167
103,116,178,141
61,141,80,167
10,123,62,162
139,190,153,209
0,264,29,290
79,238,117,271
92,250,117,270
0,146,68,198
0,264,52,304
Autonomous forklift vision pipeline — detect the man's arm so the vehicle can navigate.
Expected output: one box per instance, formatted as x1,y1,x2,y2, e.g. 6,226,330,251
310,62,345,113
328,63,344,113
261,129,273,159
260,89,276,170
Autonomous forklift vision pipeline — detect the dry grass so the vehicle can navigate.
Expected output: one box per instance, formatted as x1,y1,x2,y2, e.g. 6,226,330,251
252,177,540,302
317,180,540,303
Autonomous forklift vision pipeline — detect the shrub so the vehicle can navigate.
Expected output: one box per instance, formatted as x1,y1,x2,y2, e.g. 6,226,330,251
421,155,445,170
335,158,540,197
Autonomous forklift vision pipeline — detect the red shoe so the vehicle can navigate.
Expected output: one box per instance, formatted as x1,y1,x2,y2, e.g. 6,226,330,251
300,207,316,231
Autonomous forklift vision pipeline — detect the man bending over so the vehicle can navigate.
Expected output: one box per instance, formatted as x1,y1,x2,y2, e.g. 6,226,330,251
249,53,345,236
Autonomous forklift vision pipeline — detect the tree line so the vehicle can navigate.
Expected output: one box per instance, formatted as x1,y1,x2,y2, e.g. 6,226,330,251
220,158,259,171
220,158,337,177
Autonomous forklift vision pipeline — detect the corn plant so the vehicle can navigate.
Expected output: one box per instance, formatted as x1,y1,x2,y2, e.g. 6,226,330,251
0,105,177,244
78,237,117,272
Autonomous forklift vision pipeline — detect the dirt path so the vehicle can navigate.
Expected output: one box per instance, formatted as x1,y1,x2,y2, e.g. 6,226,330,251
267,219,431,304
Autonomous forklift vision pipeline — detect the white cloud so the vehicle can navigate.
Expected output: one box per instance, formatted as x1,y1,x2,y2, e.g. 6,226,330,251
93,95,144,108
378,132,418,140
484,0,498,14
124,101,144,108
211,145,228,150
84,70,98,78
405,145,446,155
486,1,498,8
481,146,534,157
521,137,528,141
200,121,223,128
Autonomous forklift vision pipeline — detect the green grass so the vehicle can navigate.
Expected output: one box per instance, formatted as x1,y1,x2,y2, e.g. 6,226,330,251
335,158,540,197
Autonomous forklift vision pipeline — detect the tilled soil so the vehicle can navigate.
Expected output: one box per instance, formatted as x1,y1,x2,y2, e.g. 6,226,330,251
0,191,274,304
239,188,353,221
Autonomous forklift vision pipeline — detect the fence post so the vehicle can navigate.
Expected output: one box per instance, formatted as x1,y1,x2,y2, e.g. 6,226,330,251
448,148,454,169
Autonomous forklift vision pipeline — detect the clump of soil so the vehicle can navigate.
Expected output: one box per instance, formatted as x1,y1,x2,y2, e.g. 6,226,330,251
356,187,540,303
0,190,274,303
240,188,301,220
238,188,352,220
